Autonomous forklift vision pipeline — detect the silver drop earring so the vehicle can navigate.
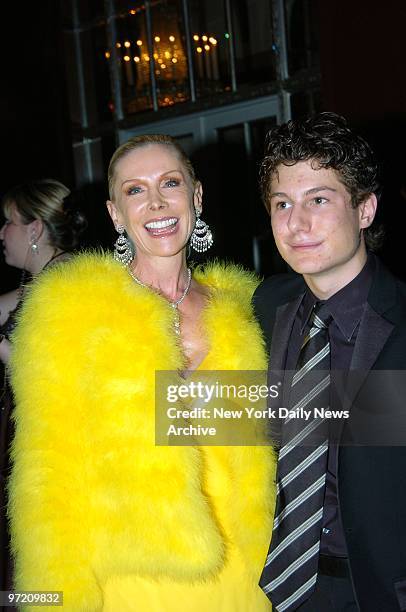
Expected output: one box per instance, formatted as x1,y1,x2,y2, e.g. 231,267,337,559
30,235,39,255
190,210,213,253
114,225,133,266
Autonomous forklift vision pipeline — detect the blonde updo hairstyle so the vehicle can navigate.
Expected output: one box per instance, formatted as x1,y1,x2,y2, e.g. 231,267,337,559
107,134,197,200
1,179,86,251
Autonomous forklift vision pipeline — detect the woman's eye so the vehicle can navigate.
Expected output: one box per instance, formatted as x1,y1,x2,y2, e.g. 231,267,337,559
164,178,180,187
127,185,142,195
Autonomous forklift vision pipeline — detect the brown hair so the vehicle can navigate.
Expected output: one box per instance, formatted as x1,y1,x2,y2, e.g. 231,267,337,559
108,134,197,199
260,112,383,250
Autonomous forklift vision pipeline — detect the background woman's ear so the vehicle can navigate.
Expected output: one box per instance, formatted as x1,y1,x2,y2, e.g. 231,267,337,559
29,218,44,242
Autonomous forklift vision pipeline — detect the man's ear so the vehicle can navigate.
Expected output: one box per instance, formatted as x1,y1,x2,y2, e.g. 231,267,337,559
359,194,378,229
193,182,203,214
106,200,122,228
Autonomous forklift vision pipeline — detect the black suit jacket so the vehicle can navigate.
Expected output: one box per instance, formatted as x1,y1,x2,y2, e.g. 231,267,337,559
254,257,406,612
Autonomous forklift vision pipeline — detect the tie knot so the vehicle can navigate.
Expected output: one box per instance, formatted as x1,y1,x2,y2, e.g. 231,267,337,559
310,303,332,330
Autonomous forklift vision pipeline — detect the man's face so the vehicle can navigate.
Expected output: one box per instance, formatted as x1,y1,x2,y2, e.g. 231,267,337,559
268,160,376,290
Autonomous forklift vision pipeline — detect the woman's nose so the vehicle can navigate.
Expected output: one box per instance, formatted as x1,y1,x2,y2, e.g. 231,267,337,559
148,190,168,210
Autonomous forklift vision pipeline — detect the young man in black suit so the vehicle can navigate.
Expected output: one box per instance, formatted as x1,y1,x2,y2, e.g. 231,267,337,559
255,113,406,611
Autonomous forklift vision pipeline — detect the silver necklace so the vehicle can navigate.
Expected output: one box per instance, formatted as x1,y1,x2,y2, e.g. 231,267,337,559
128,267,192,335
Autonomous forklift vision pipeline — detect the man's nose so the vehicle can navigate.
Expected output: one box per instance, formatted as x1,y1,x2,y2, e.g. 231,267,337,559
287,204,311,233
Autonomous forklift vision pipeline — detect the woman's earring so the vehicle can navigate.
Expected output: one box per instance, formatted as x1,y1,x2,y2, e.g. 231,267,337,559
114,224,133,266
190,210,213,253
30,235,39,255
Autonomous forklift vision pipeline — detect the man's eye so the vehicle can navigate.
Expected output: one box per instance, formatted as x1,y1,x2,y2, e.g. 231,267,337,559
276,201,292,210
313,197,327,205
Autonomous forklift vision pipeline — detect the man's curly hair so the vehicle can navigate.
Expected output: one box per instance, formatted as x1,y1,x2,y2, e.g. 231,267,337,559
260,112,383,250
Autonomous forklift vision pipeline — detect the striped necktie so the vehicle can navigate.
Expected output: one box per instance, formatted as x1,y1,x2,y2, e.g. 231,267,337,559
260,303,332,611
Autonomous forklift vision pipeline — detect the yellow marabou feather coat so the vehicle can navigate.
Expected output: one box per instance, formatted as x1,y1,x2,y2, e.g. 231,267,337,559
8,253,276,611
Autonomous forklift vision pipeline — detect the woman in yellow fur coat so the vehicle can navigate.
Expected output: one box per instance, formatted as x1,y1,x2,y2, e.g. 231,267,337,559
8,135,276,611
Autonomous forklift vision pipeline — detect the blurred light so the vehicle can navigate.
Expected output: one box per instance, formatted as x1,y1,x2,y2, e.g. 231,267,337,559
196,47,202,53
171,57,177,63
136,40,143,46
225,33,230,39
105,51,111,59
164,51,170,59
153,52,159,59
161,63,166,69
202,35,208,42
124,41,131,48
154,36,160,42
130,9,136,15
144,54,150,61
169,35,175,42
209,37,217,45
123,55,130,62
193,35,199,41
204,44,210,51
134,56,140,62
116,42,122,48
157,58,162,63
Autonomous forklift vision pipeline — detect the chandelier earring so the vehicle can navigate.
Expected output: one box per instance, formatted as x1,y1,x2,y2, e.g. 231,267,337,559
190,209,213,253
113,224,133,266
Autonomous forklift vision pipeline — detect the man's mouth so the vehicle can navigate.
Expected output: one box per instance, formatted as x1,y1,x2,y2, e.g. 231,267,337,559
289,241,322,250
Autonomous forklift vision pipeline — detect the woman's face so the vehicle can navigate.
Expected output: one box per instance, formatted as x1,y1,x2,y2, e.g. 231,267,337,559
107,144,201,259
0,206,33,270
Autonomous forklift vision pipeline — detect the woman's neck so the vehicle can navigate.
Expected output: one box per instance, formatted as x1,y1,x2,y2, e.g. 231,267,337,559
130,254,190,303
26,246,64,275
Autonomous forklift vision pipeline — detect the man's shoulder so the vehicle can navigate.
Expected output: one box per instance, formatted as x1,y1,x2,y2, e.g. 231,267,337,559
254,271,306,308
253,272,305,342
370,256,406,315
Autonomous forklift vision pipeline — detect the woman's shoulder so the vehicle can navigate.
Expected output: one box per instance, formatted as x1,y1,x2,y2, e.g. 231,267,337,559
193,260,260,299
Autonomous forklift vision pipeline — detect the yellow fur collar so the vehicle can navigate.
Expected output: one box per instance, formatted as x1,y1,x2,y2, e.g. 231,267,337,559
9,253,275,610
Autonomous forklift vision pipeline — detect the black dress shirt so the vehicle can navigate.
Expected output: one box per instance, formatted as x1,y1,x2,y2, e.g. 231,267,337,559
285,254,375,557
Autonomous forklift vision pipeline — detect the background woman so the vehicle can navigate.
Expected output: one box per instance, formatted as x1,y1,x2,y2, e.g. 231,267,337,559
8,136,276,611
0,178,86,593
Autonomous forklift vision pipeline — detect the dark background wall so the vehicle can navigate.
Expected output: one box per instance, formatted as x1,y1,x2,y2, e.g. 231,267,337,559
0,2,74,290
318,0,406,280
1,0,406,291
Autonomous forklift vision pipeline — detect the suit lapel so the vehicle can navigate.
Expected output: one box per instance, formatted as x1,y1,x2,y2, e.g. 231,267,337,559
342,303,394,409
270,295,304,370
269,295,304,408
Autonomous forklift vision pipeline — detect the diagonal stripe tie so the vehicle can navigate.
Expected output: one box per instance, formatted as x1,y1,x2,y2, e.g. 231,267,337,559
260,303,332,611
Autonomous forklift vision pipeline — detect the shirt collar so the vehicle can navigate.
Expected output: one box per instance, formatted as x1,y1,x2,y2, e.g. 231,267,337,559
301,253,375,341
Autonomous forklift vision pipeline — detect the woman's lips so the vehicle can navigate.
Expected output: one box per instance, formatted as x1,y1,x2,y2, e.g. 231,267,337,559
144,217,179,237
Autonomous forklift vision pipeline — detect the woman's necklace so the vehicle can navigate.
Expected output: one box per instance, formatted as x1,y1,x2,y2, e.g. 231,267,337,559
128,267,192,335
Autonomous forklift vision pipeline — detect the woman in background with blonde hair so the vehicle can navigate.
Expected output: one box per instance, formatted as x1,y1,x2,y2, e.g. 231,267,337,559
0,178,86,593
